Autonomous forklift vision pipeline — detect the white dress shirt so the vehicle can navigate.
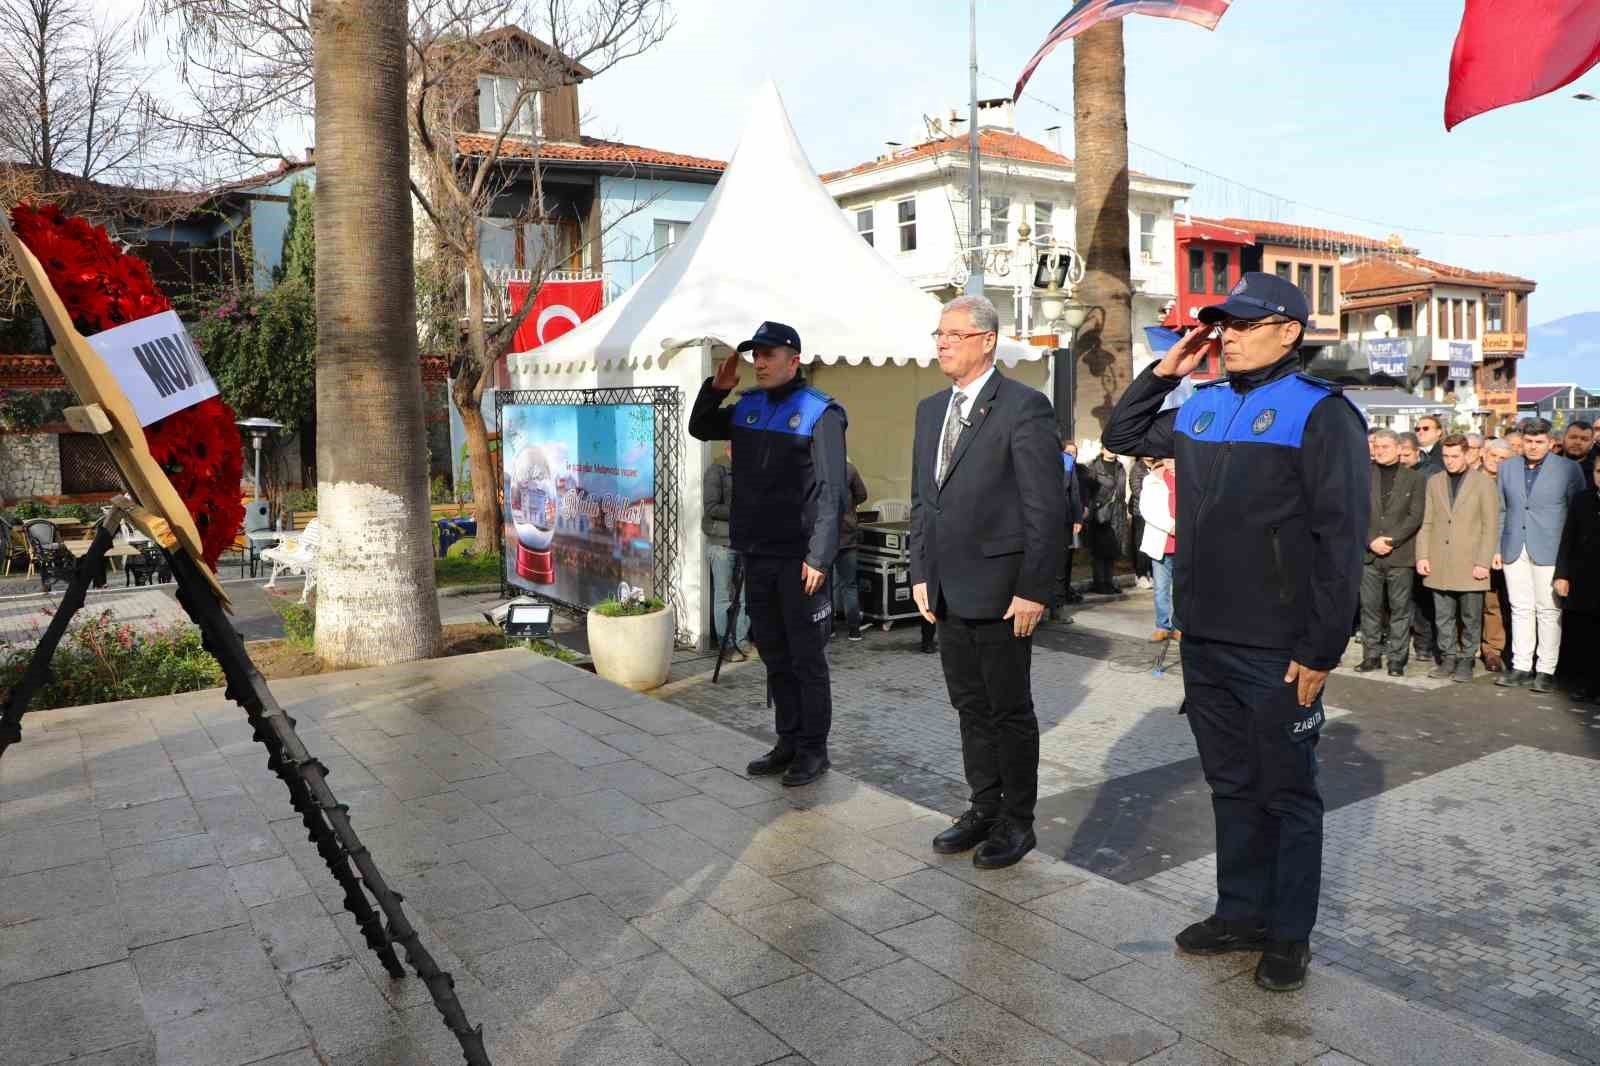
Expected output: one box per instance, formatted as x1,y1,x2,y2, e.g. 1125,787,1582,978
935,363,997,482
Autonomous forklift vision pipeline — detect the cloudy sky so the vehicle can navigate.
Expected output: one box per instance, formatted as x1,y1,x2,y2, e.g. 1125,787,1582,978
112,0,1598,324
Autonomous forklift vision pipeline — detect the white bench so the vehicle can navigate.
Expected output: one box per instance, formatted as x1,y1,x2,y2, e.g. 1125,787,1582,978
261,519,321,602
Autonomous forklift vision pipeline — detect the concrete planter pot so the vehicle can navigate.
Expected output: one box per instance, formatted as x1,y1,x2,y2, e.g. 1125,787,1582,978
586,605,674,691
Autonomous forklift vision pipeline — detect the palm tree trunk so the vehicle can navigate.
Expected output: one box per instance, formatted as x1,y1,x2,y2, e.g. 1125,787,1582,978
311,0,441,666
1071,20,1133,441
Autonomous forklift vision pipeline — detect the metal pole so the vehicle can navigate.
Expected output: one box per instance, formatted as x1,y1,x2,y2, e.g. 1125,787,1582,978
964,0,984,296
252,436,263,498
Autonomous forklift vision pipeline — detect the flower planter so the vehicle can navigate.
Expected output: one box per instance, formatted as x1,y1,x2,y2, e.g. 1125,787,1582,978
586,605,674,691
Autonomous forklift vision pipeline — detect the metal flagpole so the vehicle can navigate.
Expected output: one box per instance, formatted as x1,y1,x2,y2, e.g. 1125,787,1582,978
964,0,985,296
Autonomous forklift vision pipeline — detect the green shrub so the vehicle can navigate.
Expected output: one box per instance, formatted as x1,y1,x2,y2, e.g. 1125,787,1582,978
280,488,317,514
435,552,502,587
512,637,579,662
592,596,666,618
272,599,315,649
0,612,222,711
11,500,46,520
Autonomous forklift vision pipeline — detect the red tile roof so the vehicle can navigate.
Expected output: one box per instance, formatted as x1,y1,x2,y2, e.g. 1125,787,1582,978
1208,217,1414,255
1343,254,1535,294
455,134,725,173
1339,288,1432,312
1518,385,1570,405
820,130,1073,182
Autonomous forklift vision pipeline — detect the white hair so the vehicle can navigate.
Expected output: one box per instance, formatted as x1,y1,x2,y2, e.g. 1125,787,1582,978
942,294,1000,334
1486,439,1514,456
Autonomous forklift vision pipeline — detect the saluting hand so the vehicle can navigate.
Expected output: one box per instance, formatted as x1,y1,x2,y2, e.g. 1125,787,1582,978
713,350,741,391
1153,327,1218,380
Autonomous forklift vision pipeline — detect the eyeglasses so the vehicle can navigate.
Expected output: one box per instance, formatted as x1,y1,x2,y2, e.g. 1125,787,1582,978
1217,317,1291,334
931,329,995,344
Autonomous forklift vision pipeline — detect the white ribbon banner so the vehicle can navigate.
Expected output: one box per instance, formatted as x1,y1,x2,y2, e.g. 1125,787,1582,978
84,309,220,426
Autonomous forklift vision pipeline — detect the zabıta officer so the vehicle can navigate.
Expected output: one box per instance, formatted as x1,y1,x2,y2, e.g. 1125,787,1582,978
688,321,847,787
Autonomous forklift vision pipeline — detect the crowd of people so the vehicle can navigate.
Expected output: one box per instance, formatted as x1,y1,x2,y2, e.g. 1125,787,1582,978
1360,413,1599,695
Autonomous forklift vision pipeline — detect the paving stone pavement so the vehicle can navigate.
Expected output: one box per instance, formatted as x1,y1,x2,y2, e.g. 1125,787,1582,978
0,648,1559,1065
1139,745,1600,1064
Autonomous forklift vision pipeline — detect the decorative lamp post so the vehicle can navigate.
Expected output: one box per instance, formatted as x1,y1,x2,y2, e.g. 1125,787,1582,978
237,417,283,501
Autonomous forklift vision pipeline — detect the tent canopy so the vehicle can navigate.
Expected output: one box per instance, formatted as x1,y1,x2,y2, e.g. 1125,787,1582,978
508,80,1038,380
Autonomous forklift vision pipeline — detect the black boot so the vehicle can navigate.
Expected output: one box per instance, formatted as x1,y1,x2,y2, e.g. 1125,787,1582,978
1175,915,1270,955
1453,658,1475,684
780,750,830,787
972,818,1035,869
1531,672,1556,694
746,745,794,777
1386,655,1408,677
931,809,997,854
1255,940,1311,992
1428,656,1456,679
1354,656,1383,673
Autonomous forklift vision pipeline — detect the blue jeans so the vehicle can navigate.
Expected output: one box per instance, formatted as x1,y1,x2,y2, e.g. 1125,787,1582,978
1152,553,1174,631
832,549,861,632
707,544,750,645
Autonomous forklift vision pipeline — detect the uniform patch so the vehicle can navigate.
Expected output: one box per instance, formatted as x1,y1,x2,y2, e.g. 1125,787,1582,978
1252,409,1277,435
810,605,831,624
1193,411,1215,435
745,412,759,424
1286,707,1324,740
788,413,802,430
1230,278,1247,295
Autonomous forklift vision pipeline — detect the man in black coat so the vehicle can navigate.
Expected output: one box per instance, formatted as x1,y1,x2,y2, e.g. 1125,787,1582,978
910,294,1065,870
1357,428,1427,676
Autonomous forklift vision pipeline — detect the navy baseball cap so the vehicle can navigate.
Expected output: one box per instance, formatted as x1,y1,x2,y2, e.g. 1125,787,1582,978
736,321,802,354
1197,271,1308,326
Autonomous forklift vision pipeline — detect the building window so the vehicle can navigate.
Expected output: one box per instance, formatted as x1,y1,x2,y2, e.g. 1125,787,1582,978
855,207,874,247
1438,297,1450,338
477,75,540,135
1033,201,1054,244
652,219,689,262
987,197,1009,247
1340,313,1350,335
1398,303,1414,333
897,198,917,252
1139,211,1157,260
1452,299,1463,338
1212,250,1230,294
1188,248,1205,292
1297,264,1313,306
1275,261,1292,281
1465,299,1477,339
1317,265,1334,315
1485,293,1505,332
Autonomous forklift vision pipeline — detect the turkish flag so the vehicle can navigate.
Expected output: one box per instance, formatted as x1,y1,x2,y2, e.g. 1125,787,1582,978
507,278,604,353
1445,0,1600,130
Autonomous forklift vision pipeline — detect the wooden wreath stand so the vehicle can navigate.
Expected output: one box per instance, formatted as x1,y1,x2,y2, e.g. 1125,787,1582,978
0,218,491,1066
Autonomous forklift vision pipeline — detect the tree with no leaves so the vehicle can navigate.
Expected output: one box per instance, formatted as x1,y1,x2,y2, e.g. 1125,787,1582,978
407,1,670,545
0,0,175,182
1071,20,1133,439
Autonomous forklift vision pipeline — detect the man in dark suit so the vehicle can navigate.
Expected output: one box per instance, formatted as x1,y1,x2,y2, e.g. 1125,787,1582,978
1357,428,1427,676
910,294,1065,870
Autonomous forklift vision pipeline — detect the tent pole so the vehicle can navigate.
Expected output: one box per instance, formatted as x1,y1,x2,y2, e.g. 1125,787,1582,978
964,0,984,297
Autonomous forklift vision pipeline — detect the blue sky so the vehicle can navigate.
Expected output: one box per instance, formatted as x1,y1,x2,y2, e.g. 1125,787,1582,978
580,0,1599,324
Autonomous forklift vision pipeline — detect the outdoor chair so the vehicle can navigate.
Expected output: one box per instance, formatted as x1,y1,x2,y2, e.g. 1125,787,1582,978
261,518,320,602
868,498,911,523
126,543,173,587
0,515,28,576
24,524,76,593
242,499,274,577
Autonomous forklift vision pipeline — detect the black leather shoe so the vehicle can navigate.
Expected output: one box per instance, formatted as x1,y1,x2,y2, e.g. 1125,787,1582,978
1531,672,1556,694
1255,940,1311,992
1496,669,1533,688
780,751,829,787
972,819,1035,869
931,809,997,854
1175,915,1269,955
1386,659,1407,677
746,746,794,777
1354,656,1382,673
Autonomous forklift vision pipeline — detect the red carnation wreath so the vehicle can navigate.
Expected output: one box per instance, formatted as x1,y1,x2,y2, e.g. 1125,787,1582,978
10,201,245,567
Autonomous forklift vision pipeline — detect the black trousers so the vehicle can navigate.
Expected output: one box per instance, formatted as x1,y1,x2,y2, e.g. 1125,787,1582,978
939,614,1039,826
1130,516,1152,579
1359,564,1413,661
1566,611,1600,690
1431,589,1483,661
1411,572,1437,656
744,554,832,756
1181,637,1325,942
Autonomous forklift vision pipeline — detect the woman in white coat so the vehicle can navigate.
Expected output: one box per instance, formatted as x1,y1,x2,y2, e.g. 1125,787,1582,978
1139,458,1178,640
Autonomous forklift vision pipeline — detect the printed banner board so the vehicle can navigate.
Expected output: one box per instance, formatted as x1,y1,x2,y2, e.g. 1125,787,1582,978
84,310,219,426
1449,341,1474,382
500,402,656,609
1365,337,1410,377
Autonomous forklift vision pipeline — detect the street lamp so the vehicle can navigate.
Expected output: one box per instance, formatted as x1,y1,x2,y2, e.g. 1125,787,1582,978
236,417,283,500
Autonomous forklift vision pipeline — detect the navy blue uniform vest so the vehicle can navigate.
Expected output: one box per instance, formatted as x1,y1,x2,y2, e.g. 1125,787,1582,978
729,381,840,559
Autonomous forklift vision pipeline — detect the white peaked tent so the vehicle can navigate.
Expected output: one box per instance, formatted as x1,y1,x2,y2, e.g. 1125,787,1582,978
506,79,1038,378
